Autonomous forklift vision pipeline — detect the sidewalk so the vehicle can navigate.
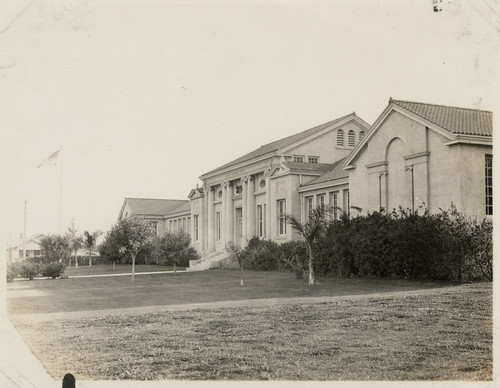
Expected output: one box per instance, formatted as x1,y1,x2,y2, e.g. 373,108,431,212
0,316,54,387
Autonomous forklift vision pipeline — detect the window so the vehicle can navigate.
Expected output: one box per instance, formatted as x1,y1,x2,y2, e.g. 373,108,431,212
149,221,158,235
306,196,313,216
344,189,350,213
257,204,266,238
277,199,287,235
34,250,41,257
485,154,493,215
169,220,173,232
348,130,355,147
194,215,199,241
318,194,325,208
293,155,304,162
359,131,365,141
182,218,187,230
308,156,319,163
174,219,178,230
216,212,221,241
337,129,344,146
330,191,339,220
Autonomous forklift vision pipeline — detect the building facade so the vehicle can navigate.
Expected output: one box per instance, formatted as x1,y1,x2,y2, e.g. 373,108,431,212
116,99,492,269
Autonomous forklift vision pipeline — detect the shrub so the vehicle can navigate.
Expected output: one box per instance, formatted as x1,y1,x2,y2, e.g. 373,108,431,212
7,262,21,282
242,238,281,271
277,241,308,279
19,262,41,280
41,262,66,279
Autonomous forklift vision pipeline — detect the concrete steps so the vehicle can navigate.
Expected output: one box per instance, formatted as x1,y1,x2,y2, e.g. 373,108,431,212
187,251,229,271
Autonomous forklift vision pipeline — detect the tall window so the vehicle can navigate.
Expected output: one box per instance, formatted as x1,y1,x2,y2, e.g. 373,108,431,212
344,189,350,213
148,221,158,235
348,130,355,147
306,196,313,216
169,220,173,232
485,154,493,215
216,212,221,241
330,191,339,220
193,215,199,241
337,129,344,146
308,156,319,163
318,194,325,208
293,155,304,162
359,131,365,141
278,199,287,235
257,204,266,238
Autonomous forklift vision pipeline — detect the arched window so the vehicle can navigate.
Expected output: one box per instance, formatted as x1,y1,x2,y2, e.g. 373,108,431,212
337,129,344,146
348,130,355,147
359,131,365,141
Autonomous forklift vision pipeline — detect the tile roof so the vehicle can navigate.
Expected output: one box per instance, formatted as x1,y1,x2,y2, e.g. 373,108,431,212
391,99,492,136
203,112,360,176
283,161,333,173
167,201,191,214
300,158,348,187
125,198,189,216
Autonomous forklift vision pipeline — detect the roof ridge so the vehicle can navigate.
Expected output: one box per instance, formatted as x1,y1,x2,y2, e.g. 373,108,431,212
256,112,357,149
391,98,492,114
126,197,187,201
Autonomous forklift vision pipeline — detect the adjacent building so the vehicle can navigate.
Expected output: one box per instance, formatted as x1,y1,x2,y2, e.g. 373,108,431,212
116,98,493,269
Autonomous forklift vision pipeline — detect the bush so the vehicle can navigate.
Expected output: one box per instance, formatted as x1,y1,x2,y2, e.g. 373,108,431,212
150,229,199,267
241,238,281,271
277,241,308,279
7,262,21,282
41,262,66,279
19,262,41,280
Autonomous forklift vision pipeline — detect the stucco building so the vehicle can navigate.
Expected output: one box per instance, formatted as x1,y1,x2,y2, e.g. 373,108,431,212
117,99,492,270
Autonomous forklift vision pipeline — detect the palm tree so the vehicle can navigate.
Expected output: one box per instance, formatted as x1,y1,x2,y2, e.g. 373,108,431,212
287,205,332,285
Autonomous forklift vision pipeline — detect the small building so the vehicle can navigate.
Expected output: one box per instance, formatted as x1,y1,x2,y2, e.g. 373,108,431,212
6,233,47,264
117,197,190,235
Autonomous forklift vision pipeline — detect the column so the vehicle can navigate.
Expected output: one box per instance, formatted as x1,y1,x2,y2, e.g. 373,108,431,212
202,185,208,252
265,175,271,239
241,177,248,246
225,182,234,245
207,186,215,251
246,177,255,240
221,182,227,246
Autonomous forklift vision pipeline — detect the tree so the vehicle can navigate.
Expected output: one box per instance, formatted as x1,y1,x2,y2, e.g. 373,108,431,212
103,218,155,282
66,221,83,268
287,205,332,285
151,229,198,274
82,230,102,267
226,242,245,286
40,234,71,264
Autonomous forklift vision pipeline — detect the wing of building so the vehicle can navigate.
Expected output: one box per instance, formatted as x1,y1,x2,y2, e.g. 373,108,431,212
116,99,492,269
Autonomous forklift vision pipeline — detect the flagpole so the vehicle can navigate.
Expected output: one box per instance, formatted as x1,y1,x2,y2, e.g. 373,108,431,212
59,146,63,234
23,200,27,260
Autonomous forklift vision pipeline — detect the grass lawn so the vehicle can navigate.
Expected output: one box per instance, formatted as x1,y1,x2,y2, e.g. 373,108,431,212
63,264,185,277
7,270,492,381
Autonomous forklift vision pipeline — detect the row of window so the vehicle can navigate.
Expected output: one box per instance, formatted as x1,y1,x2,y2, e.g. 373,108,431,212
168,217,191,234
337,129,365,147
305,190,350,220
18,250,41,258
293,155,319,163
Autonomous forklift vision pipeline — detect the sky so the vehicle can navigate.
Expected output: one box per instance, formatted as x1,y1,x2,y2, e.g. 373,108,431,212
1,0,499,250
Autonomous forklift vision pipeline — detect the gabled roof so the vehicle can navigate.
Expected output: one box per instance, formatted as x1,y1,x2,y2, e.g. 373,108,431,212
344,98,493,168
8,233,47,250
391,99,492,136
166,201,191,216
300,158,348,187
119,198,189,219
202,112,369,177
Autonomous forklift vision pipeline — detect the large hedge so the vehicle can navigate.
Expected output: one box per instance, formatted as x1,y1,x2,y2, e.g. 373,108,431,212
238,206,492,282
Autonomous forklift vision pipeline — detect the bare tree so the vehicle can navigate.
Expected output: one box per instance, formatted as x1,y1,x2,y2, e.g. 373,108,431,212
66,221,82,268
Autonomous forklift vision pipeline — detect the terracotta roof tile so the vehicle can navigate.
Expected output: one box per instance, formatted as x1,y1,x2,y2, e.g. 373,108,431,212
391,99,492,136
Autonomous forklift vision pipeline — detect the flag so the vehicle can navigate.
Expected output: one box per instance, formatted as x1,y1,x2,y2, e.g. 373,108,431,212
37,150,59,168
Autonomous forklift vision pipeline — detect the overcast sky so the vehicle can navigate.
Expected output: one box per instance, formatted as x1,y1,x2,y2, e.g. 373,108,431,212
1,0,499,247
